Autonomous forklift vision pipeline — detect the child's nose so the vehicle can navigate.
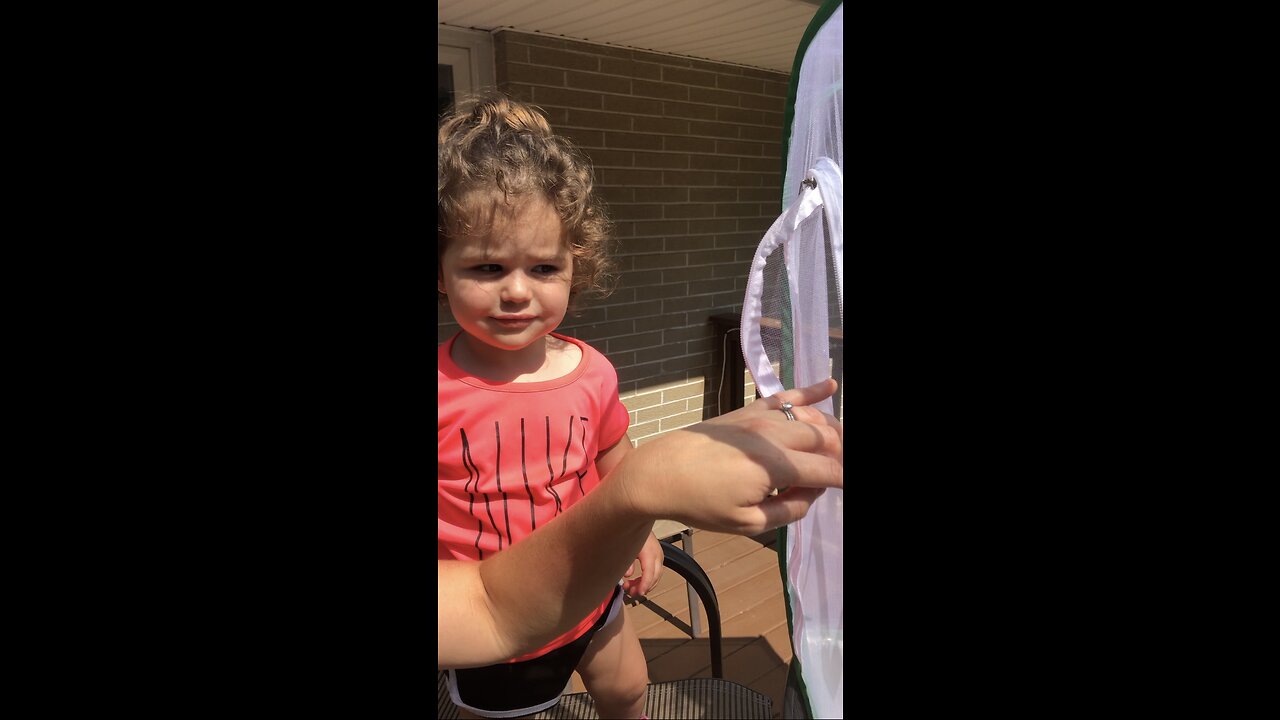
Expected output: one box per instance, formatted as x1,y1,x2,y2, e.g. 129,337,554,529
500,272,532,303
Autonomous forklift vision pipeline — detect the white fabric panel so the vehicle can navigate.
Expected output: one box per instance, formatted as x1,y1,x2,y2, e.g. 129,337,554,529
781,5,844,719
782,171,835,419
739,156,843,718
815,157,843,319
739,180,826,398
782,5,844,202
737,4,843,714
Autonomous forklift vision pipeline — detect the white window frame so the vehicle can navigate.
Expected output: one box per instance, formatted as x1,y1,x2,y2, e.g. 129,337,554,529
438,26,496,107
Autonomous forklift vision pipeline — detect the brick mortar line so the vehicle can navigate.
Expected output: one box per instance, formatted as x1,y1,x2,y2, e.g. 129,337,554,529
530,106,783,124
569,128,784,140
508,76,784,102
603,185,782,190
589,168,778,173
616,347,724,364
628,400,751,431
623,232,769,239
615,251,758,256
627,251,760,259
564,126,783,136
622,383,707,399
526,96,784,114
580,154,778,162
621,383,706,401
501,37,791,77
577,150,782,159
572,154,777,161
619,212,768,219
599,280,697,288
508,64,785,99
602,200,777,204
532,109,777,125
610,169,781,175
507,58,784,83
601,198,778,202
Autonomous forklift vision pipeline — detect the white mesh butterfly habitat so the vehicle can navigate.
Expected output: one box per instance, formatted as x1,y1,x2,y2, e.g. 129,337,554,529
738,1,843,717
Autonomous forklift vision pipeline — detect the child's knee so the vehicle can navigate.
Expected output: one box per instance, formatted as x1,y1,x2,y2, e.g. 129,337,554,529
599,678,648,712
622,679,649,707
617,656,650,692
590,668,648,705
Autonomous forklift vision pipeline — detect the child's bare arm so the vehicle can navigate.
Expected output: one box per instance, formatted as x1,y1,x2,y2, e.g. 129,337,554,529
595,432,632,482
622,531,664,600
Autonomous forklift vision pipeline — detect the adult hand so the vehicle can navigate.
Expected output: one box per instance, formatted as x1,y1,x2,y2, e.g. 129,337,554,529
619,379,843,536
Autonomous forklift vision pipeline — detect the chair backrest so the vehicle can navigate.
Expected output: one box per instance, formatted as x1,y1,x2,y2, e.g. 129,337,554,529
658,540,723,678
651,519,690,541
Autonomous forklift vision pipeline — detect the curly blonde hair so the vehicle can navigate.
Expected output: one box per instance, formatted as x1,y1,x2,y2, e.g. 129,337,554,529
438,92,616,305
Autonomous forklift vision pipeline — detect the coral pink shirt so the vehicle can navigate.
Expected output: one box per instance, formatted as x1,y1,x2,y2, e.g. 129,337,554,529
438,332,631,661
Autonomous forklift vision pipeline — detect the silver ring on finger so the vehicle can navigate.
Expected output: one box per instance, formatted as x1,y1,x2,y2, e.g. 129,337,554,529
779,401,797,421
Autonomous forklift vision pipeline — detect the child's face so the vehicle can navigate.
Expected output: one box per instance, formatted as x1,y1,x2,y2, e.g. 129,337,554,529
439,195,573,354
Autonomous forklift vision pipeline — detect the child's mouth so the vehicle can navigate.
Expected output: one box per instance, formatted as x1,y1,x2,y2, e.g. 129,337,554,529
492,316,536,328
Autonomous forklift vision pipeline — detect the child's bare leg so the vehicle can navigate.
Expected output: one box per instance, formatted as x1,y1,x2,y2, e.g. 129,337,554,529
576,609,649,719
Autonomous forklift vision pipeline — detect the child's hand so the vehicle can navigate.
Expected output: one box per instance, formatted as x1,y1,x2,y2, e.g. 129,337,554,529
622,532,665,601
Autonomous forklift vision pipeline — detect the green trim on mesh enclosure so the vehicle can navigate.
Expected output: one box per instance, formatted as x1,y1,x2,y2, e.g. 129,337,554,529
779,0,844,190
775,3,842,719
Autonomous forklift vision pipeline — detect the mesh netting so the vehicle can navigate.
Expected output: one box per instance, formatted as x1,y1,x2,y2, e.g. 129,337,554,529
742,2,844,717
740,163,843,421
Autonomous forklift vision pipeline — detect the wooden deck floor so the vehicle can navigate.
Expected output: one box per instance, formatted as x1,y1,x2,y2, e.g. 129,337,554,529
567,528,792,718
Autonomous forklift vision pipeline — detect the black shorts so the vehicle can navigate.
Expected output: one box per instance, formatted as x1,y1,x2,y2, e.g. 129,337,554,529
446,585,624,718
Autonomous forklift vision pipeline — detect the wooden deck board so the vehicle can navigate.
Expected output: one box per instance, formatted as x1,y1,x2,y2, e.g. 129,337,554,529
751,663,790,719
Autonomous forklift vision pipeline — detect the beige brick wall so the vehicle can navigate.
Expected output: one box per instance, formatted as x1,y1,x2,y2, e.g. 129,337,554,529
439,31,789,446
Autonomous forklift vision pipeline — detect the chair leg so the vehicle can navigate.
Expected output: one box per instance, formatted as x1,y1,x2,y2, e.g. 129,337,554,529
681,530,701,638
659,540,723,678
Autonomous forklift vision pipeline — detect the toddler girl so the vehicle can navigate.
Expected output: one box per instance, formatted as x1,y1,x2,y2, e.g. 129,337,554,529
438,93,661,719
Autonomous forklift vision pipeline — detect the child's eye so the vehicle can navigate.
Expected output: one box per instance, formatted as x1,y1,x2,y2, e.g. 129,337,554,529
471,264,501,273
533,265,559,274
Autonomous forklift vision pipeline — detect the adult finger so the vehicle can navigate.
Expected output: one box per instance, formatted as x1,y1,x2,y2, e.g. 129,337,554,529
768,378,837,410
756,487,828,532
768,409,839,448
757,379,842,431
759,414,843,464
769,446,844,491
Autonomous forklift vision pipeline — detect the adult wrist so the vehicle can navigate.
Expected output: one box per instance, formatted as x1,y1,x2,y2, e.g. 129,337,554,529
608,443,662,524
